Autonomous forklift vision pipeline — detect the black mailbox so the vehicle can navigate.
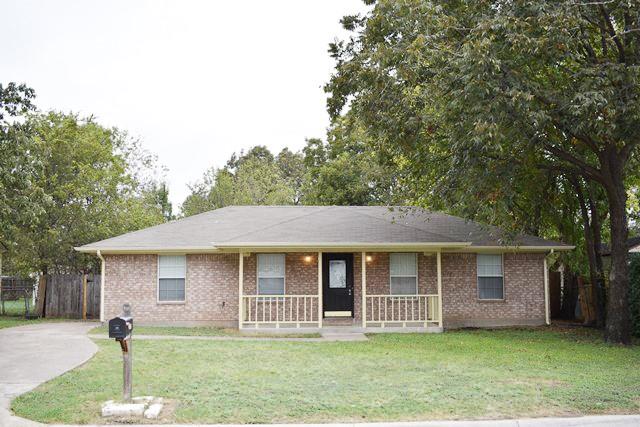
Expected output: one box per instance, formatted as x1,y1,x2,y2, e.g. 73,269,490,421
108,316,133,339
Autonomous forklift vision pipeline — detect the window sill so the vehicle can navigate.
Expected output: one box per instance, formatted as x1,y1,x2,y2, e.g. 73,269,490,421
157,301,186,305
477,299,505,303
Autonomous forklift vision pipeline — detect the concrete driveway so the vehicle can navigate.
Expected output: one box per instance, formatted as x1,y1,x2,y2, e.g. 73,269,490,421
0,321,98,426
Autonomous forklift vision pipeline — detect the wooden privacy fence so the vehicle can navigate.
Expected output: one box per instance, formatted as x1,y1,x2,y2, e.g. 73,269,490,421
41,273,101,319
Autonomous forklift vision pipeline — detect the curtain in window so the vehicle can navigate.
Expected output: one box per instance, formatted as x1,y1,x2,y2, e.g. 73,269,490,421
477,254,504,299
257,254,285,295
159,255,186,301
390,253,418,295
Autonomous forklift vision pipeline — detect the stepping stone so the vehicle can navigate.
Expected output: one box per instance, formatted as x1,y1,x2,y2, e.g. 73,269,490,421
144,402,163,419
101,401,145,417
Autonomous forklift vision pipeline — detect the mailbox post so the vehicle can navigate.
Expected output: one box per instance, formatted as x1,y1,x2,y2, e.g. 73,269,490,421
108,303,133,402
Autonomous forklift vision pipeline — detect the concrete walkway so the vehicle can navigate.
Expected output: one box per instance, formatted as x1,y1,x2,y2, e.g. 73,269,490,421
0,321,99,427
0,322,638,427
87,331,369,342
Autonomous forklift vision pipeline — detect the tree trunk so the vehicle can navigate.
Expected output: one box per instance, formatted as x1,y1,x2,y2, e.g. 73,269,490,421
571,176,599,326
602,159,631,345
587,183,606,328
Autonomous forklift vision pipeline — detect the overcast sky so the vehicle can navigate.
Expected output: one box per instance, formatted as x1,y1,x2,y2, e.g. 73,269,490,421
2,0,368,210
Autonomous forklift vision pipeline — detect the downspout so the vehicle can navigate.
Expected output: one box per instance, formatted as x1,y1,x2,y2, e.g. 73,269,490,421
97,250,105,323
544,249,554,326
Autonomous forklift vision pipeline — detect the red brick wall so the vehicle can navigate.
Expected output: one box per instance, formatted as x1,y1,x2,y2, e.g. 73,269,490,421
241,253,318,295
103,254,238,326
103,251,546,328
442,252,546,328
361,253,437,296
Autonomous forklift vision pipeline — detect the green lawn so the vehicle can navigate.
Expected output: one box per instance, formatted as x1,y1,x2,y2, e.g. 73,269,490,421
89,324,321,338
12,328,640,424
0,316,40,329
0,298,40,329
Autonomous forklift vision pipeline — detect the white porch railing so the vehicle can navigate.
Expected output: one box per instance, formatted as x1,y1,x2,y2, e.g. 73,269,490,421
242,295,320,328
364,294,440,327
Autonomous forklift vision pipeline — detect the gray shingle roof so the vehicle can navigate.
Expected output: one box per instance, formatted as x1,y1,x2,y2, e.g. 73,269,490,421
76,206,572,252
600,236,640,256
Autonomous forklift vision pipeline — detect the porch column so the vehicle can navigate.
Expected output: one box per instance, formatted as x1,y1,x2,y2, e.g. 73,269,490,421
238,252,244,330
97,250,105,323
317,252,323,328
362,251,366,328
436,250,443,328
544,254,550,325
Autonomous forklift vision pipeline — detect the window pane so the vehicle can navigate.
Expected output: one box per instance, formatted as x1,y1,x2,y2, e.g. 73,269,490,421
477,254,503,276
390,277,417,295
159,278,185,301
478,277,504,299
329,260,347,288
390,253,417,276
159,255,186,278
257,254,285,278
258,278,285,295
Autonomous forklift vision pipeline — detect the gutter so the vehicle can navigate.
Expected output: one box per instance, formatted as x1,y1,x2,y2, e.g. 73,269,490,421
75,243,575,254
211,242,473,250
97,250,105,323
74,246,220,254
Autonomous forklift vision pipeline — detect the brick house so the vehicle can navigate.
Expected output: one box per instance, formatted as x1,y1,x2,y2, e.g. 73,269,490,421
76,206,572,331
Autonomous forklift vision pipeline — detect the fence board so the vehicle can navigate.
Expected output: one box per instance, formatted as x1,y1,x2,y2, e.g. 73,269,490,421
43,274,100,319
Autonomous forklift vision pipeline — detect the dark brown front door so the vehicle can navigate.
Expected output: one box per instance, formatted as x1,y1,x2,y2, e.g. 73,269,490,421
322,253,354,316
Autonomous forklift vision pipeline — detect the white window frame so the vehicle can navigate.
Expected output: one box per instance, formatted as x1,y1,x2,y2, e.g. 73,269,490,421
157,254,187,304
389,252,418,295
476,253,504,300
257,253,286,295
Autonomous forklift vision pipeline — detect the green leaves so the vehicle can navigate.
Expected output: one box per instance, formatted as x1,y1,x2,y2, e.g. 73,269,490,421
3,110,166,274
180,147,301,217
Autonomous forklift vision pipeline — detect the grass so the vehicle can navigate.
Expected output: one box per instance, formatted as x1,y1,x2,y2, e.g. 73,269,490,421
0,298,41,329
12,327,640,424
0,316,42,329
89,324,321,338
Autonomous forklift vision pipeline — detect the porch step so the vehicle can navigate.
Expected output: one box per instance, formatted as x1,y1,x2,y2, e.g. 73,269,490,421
322,317,356,327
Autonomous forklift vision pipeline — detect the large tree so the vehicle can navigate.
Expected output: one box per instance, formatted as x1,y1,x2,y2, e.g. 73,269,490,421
181,146,297,216
327,0,640,343
0,83,41,253
8,112,166,274
302,117,403,206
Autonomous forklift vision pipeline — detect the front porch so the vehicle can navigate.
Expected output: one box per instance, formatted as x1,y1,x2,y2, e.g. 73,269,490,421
237,251,443,332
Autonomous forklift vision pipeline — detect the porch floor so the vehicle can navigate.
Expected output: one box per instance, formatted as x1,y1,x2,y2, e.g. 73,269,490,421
240,321,444,335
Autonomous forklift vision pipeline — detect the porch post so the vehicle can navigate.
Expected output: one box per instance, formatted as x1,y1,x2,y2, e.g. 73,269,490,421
317,252,322,328
97,250,105,323
362,251,366,328
238,252,244,330
436,250,443,328
544,254,550,325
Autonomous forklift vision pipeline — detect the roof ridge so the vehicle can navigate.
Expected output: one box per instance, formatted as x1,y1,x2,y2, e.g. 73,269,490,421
216,206,336,243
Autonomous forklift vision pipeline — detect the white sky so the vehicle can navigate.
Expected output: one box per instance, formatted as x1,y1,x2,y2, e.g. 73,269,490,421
2,0,368,210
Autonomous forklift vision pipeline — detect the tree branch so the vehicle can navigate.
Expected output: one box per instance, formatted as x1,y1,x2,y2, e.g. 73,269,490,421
541,142,604,183
599,4,626,63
